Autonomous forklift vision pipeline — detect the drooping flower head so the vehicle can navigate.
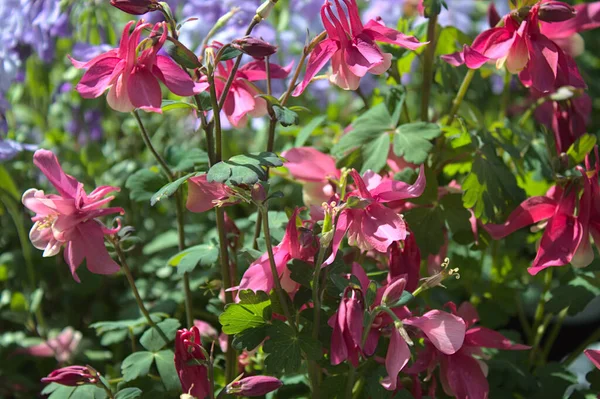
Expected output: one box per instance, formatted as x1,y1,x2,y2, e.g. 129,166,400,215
22,150,124,282
442,1,585,93
226,375,283,396
41,365,98,387
293,0,425,95
16,327,81,363
330,285,365,367
197,44,292,127
69,20,199,113
174,327,210,399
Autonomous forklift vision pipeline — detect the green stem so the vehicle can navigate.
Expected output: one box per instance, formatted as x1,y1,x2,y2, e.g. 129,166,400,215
194,95,215,166
345,365,356,399
260,206,296,329
420,12,438,122
132,110,194,328
111,237,170,345
447,68,475,126
529,314,552,366
308,247,327,398
529,269,553,345
540,307,569,364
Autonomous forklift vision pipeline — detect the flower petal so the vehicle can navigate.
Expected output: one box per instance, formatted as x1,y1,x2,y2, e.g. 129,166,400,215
153,55,199,96
381,328,410,390
404,310,466,355
484,196,558,239
293,39,338,96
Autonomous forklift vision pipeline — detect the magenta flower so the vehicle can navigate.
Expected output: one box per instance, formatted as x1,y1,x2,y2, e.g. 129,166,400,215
16,327,81,363
237,208,317,297
292,0,424,95
540,2,600,56
330,286,365,367
571,157,600,268
442,3,583,93
585,349,600,369
174,326,210,399
227,375,283,396
387,232,421,293
22,150,123,282
432,303,529,399
484,183,585,274
197,56,291,127
535,93,592,153
186,174,238,213
41,365,97,387
282,147,340,209
69,20,199,113
326,167,426,263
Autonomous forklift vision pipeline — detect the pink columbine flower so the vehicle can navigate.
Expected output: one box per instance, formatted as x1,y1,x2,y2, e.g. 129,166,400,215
174,327,210,399
22,150,123,282
41,365,97,386
541,2,600,56
282,147,340,209
535,92,592,154
69,20,199,113
442,3,582,93
484,182,586,274
424,302,529,399
197,54,291,127
330,286,365,367
226,376,283,396
292,0,424,95
237,208,318,297
186,174,238,213
387,233,421,293
571,154,600,268
16,327,81,363
326,166,426,263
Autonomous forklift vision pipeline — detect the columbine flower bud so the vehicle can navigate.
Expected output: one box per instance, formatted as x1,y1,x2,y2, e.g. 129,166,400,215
256,0,277,20
539,1,576,22
110,0,158,15
41,365,97,387
251,183,267,203
232,36,278,59
226,376,283,396
381,277,407,307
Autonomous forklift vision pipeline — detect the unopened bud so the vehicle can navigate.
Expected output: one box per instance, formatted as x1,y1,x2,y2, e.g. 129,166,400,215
256,0,277,20
539,1,576,22
226,376,283,396
204,47,216,71
381,278,407,307
251,183,267,203
232,36,278,59
488,3,501,27
110,0,158,15
41,365,98,387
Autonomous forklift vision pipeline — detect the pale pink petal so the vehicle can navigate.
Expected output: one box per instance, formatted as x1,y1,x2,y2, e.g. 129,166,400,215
323,211,349,266
404,310,466,355
68,49,119,70
381,328,410,390
370,164,426,202
368,52,392,75
106,74,135,113
29,222,53,251
441,50,466,67
228,84,256,127
75,58,123,99
330,50,362,91
354,204,406,253
463,45,491,69
73,221,120,277
282,147,340,182
293,40,338,96
505,34,529,73
33,149,81,199
345,36,384,77
456,302,479,328
239,60,293,81
186,175,229,213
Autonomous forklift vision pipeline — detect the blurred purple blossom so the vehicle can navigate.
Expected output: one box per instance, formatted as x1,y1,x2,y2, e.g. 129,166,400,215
0,139,37,162
20,0,71,63
66,108,104,145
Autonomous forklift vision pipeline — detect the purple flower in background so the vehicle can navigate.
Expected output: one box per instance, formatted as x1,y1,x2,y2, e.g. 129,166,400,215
67,108,104,145
0,139,37,162
20,0,71,63
71,43,114,64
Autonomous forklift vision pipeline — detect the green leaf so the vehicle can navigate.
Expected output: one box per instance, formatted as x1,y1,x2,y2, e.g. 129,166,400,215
262,320,303,373
139,319,180,352
195,91,212,111
393,122,442,164
90,315,163,334
167,243,219,275
295,115,327,147
164,37,201,69
161,100,197,112
546,275,600,316
288,105,311,113
566,134,596,168
207,152,283,186
332,103,394,156
122,351,154,382
219,47,242,61
273,105,300,127
155,350,180,391
404,207,445,256
0,166,19,200
232,325,268,351
255,94,281,106
125,169,167,202
361,133,390,173
440,193,475,245
143,230,180,255
462,144,525,223
151,172,196,206
386,291,415,308
115,388,143,399
365,281,377,309
288,260,314,288
29,288,43,314
219,290,272,334
41,383,75,398
166,147,209,172
68,385,107,399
